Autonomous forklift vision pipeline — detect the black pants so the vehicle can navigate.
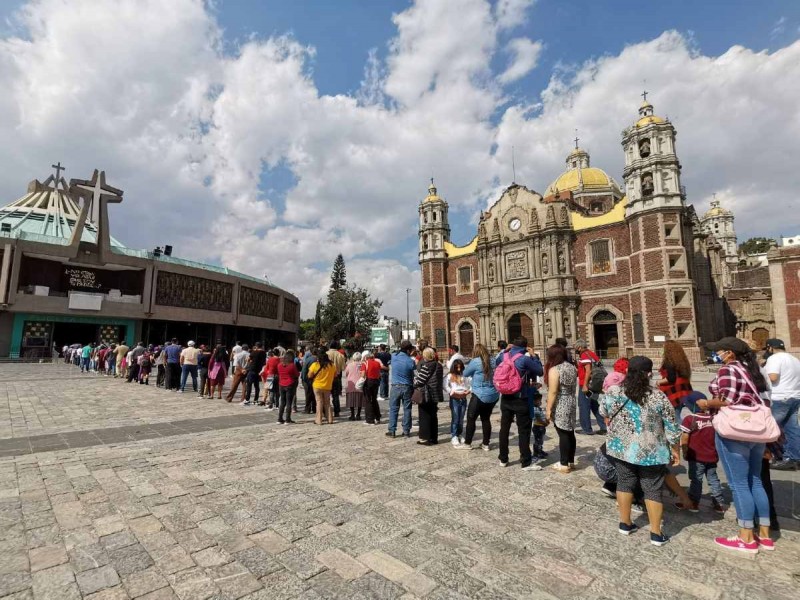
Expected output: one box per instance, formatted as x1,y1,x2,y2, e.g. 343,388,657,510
762,458,779,528
127,363,140,383
498,396,532,467
364,378,381,423
418,400,439,443
304,381,316,413
245,372,260,404
157,365,166,387
555,426,577,466
279,385,295,422
331,375,342,416
268,378,279,407
166,363,180,390
464,397,497,445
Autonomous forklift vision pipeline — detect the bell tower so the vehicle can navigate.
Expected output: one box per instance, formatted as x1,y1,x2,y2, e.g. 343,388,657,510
622,93,684,217
418,179,450,261
418,179,450,350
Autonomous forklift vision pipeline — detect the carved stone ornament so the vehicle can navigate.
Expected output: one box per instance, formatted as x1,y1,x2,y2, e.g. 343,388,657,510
558,249,566,273
541,253,549,275
559,206,569,227
528,208,539,233
504,250,529,281
155,271,233,312
240,287,279,319
563,316,571,338
492,219,500,238
479,221,488,240
545,205,556,228
490,322,497,340
488,262,495,283
508,187,518,203
283,299,299,323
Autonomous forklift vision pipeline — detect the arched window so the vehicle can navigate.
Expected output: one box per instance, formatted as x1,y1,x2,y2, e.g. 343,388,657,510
458,322,475,357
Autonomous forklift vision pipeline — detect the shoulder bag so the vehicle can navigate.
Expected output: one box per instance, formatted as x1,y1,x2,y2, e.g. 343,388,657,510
712,364,780,443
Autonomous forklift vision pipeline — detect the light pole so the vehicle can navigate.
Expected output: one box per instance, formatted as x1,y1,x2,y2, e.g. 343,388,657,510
405,288,411,341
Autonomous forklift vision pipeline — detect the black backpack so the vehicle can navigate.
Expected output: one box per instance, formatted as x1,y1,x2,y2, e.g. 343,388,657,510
587,358,608,394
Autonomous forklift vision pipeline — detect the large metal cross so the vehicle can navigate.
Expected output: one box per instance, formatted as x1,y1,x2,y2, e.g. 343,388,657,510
641,89,649,102
52,162,65,181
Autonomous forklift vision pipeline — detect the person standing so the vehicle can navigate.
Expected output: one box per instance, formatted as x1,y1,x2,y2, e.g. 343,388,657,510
386,341,416,437
375,344,392,401
413,348,443,445
308,347,336,425
301,348,317,414
445,359,471,446
208,345,228,399
164,339,182,391
679,402,727,513
700,337,775,553
80,342,92,373
544,344,579,473
230,340,242,373
225,344,249,402
361,351,383,425
114,340,129,378
460,343,499,451
277,350,299,424
599,356,680,547
327,341,347,417
345,352,366,421
764,338,800,470
574,339,607,435
179,341,200,393
446,344,465,370
658,340,694,423
494,336,544,469
197,345,211,398
264,349,281,409
244,342,267,406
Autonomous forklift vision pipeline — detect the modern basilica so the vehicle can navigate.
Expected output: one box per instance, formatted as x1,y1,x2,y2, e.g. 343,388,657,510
418,98,736,363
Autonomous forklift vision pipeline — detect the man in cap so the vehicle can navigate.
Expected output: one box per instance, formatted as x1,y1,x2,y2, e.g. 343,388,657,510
574,339,607,435
764,338,800,469
179,341,200,393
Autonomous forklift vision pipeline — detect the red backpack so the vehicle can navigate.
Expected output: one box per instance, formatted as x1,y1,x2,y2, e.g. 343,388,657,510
493,352,523,395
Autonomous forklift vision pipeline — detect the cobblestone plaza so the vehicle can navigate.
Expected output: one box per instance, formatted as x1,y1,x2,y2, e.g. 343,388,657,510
0,364,797,599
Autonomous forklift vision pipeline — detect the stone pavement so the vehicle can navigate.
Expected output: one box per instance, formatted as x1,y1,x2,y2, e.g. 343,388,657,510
0,364,798,600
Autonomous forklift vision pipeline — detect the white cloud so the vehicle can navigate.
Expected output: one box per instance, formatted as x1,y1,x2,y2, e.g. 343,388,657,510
498,37,542,83
0,0,798,326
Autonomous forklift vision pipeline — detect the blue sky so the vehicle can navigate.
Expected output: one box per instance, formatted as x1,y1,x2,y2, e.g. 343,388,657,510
1,0,799,319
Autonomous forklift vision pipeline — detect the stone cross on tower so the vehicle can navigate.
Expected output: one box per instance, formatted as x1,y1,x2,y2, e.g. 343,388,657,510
51,162,65,182
641,89,648,102
68,170,124,260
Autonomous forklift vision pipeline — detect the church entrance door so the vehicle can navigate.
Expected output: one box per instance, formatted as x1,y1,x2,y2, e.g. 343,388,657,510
751,327,769,350
593,311,619,359
458,322,475,357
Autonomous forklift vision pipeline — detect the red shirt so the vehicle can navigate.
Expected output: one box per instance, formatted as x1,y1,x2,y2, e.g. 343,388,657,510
363,358,383,380
265,355,280,377
277,362,299,387
578,350,600,385
680,413,718,463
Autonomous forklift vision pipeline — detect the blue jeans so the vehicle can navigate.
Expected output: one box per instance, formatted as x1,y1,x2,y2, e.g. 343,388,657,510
715,435,769,529
379,372,389,399
449,397,467,438
387,384,413,434
579,390,606,433
771,398,800,461
688,461,724,504
180,364,198,392
81,357,90,372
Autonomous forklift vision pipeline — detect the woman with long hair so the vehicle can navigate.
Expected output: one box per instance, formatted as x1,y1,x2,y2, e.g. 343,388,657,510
277,350,299,424
544,344,578,473
413,348,443,445
444,359,471,446
360,350,383,425
461,344,500,450
344,352,366,421
658,340,693,421
698,337,775,553
307,347,336,425
208,345,228,399
600,356,681,547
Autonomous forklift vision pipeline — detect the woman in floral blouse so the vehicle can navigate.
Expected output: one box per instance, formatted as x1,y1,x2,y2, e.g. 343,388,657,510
600,356,681,547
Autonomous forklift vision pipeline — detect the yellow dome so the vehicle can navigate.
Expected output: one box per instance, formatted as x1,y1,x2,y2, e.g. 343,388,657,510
545,167,619,197
636,115,665,128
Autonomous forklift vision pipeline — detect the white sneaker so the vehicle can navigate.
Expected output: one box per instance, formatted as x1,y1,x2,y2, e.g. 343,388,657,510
454,443,471,450
522,463,543,471
498,460,509,467
481,444,490,452
451,437,461,447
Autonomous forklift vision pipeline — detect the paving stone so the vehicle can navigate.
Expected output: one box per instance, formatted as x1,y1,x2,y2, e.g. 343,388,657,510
166,566,218,600
255,569,311,600
101,531,138,552
69,543,111,573
149,544,195,575
400,571,438,598
349,571,405,600
308,523,339,538
1,550,30,575
231,546,283,579
76,564,122,596
29,544,68,572
191,546,232,567
356,550,413,583
122,567,168,598
84,586,130,600
94,516,127,537
128,516,163,537
206,561,262,599
247,529,292,556
31,564,77,599
108,543,155,576
0,571,31,596
315,548,369,582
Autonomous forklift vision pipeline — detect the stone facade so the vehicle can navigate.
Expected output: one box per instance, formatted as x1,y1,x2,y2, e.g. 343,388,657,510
419,101,734,363
768,245,800,352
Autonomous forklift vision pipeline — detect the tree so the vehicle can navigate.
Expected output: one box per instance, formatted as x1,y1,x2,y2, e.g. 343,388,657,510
299,319,316,342
329,254,347,294
314,300,323,341
739,237,775,255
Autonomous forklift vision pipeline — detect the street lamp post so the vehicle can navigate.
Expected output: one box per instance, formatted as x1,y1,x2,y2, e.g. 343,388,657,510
406,288,411,341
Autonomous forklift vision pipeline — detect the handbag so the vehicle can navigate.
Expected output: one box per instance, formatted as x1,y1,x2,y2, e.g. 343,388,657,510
712,364,780,443
411,388,424,405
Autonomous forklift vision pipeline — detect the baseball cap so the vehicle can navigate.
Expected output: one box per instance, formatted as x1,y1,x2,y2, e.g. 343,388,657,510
188,341,195,347
707,337,749,354
765,338,785,350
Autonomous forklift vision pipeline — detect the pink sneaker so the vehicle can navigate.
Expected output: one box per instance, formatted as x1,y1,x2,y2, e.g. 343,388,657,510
754,535,775,551
714,536,758,554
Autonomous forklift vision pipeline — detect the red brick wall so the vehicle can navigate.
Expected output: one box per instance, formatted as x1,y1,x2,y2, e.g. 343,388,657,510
782,258,800,347
643,215,660,249
574,223,631,291
446,255,479,308
644,289,669,338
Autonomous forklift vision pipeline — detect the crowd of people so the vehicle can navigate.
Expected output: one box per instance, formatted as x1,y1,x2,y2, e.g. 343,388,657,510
63,331,799,553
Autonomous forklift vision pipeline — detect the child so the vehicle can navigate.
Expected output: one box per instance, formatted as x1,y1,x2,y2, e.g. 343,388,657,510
531,394,548,460
679,401,726,513
138,350,152,385
445,359,471,446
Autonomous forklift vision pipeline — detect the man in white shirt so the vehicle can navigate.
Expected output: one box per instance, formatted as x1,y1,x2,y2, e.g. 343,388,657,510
225,344,249,402
179,341,201,393
764,338,800,469
446,344,465,370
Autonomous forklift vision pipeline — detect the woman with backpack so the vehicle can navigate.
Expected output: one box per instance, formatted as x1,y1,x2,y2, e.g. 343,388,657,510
698,337,778,553
413,348,443,445
460,344,500,450
544,344,578,473
138,347,153,385
599,356,680,547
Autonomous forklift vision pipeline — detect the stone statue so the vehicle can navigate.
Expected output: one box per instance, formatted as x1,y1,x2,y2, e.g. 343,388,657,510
558,248,566,273
488,262,495,283
563,317,571,338
490,323,496,340
639,139,651,157
642,173,654,196
541,253,549,275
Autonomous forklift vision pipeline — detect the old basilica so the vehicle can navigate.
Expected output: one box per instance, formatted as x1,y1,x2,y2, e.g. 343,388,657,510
418,98,738,364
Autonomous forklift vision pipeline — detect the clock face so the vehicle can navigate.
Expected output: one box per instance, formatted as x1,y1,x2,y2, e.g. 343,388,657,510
509,218,521,231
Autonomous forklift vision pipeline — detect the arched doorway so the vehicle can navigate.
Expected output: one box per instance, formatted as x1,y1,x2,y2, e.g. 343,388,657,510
751,327,769,350
593,310,619,359
507,313,534,344
458,322,475,357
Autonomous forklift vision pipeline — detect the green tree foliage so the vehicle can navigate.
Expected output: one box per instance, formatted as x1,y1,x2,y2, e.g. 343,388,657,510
319,255,382,344
299,319,316,342
329,253,347,294
738,237,775,255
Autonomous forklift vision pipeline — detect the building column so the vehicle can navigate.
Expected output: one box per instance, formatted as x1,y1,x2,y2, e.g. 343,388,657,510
569,304,578,344
554,305,564,339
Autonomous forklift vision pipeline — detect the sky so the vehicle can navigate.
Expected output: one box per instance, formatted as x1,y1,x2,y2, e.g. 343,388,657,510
1,0,799,321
